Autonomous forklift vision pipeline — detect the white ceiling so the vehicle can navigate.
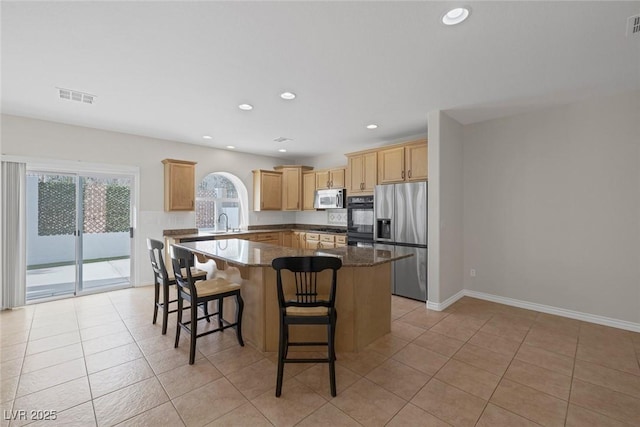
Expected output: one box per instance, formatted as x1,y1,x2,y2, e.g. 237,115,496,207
2,1,639,159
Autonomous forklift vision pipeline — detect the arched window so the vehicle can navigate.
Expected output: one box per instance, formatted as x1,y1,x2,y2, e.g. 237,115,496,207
196,172,248,230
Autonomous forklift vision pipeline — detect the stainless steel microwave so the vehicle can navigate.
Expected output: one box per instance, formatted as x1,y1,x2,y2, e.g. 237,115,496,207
314,188,345,209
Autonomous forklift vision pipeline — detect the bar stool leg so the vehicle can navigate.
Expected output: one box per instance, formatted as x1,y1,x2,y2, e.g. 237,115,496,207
235,294,244,346
189,300,198,365
175,294,183,348
153,280,160,325
161,282,170,335
276,319,286,397
328,320,337,397
218,299,224,329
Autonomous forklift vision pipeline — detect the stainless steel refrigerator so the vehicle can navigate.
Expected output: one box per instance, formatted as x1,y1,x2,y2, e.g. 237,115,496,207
374,182,427,301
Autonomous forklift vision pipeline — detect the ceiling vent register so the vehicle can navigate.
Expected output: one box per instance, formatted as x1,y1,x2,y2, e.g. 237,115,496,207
57,88,96,104
273,137,292,143
628,14,640,37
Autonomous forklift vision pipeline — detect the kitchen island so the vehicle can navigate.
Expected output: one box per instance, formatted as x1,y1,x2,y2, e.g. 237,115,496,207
175,239,411,352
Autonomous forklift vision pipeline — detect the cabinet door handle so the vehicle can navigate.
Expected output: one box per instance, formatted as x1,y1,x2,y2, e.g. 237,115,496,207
330,180,333,187
408,170,412,178
327,180,330,188
401,171,405,179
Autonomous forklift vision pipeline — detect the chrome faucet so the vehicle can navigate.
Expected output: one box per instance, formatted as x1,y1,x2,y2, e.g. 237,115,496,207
218,213,229,232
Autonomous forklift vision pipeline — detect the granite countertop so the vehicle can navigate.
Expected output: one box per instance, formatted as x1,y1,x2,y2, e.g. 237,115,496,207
175,239,411,267
165,226,347,241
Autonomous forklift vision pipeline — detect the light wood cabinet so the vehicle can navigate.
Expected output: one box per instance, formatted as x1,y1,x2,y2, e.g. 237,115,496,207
250,232,280,245
378,146,405,184
405,141,428,181
162,159,196,211
305,233,320,249
315,167,346,190
331,167,346,189
281,231,293,247
347,152,377,194
291,231,302,248
377,139,428,183
252,170,282,211
319,234,335,249
274,165,313,211
302,171,316,211
335,235,347,247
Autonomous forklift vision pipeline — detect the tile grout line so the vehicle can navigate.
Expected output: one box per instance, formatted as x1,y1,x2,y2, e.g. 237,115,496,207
563,319,582,427
389,303,494,427
108,291,180,427
472,310,542,427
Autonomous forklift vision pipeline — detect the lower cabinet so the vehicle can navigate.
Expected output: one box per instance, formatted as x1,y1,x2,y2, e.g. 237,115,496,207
281,231,293,247
250,232,280,245
305,233,320,249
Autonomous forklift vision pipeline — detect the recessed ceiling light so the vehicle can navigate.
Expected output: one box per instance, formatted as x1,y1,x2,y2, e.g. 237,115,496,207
226,145,235,149
202,135,212,140
280,92,296,100
238,103,253,110
442,7,470,26
366,124,378,129
278,149,287,153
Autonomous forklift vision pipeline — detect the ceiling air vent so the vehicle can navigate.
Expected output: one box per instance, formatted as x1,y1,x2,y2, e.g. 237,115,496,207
273,137,292,143
57,87,96,105
627,14,640,37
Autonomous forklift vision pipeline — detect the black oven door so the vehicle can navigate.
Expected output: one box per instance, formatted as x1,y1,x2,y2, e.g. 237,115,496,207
347,196,374,243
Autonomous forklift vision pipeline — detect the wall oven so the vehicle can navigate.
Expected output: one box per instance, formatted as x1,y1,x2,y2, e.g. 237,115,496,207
347,195,374,246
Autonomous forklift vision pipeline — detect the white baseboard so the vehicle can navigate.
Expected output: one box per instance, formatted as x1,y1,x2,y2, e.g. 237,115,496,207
425,288,640,333
465,290,640,333
426,289,465,311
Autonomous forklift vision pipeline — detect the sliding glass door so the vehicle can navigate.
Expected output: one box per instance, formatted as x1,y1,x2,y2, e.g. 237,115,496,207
26,171,134,301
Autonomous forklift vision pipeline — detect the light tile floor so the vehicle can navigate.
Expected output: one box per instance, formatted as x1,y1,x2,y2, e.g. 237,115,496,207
2,287,640,426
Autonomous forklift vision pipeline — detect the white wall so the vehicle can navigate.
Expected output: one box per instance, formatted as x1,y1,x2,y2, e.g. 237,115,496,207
427,111,464,306
1,114,292,286
0,115,3,308
463,91,640,323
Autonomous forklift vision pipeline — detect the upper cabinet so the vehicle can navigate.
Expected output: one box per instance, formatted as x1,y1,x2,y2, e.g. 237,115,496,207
252,170,282,211
315,167,346,190
162,159,196,211
347,151,377,195
404,140,428,181
302,171,316,211
377,139,428,184
274,165,313,211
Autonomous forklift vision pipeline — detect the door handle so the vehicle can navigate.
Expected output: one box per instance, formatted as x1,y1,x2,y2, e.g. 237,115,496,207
330,180,333,188
129,227,134,238
408,170,412,178
401,171,405,179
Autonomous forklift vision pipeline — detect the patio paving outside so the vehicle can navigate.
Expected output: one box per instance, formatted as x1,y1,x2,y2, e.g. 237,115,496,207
26,258,130,301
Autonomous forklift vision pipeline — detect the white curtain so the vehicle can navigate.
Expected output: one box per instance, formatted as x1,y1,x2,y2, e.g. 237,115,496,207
1,161,27,308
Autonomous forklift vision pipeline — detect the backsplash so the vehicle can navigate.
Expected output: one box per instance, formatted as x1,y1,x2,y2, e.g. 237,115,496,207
327,209,347,225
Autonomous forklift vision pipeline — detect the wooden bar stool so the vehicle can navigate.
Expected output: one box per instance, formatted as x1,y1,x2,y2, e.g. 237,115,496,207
170,244,244,364
147,238,209,335
271,256,342,397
